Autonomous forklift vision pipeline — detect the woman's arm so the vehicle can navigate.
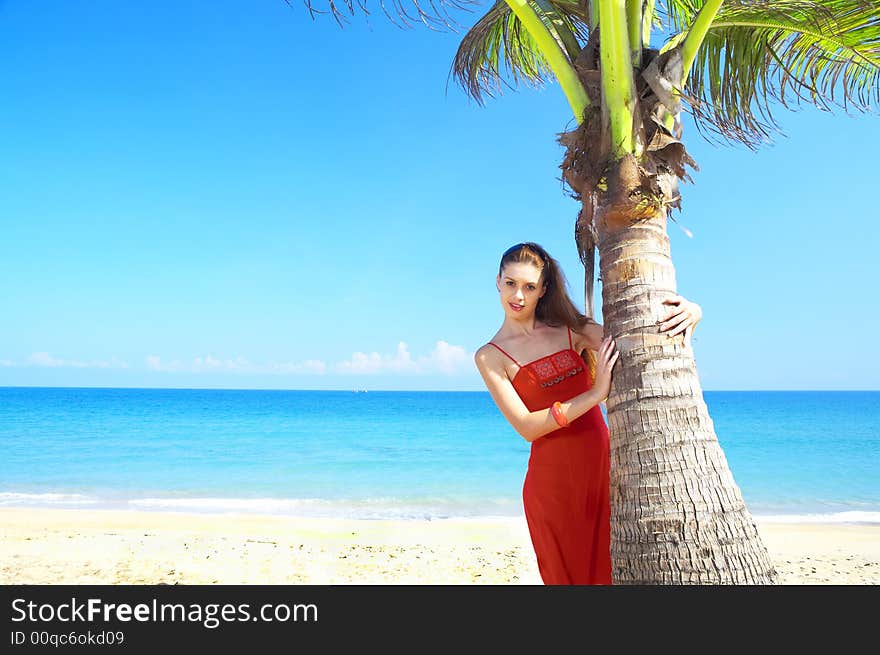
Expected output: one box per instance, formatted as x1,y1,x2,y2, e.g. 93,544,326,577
474,337,618,442
574,295,703,349
660,295,703,345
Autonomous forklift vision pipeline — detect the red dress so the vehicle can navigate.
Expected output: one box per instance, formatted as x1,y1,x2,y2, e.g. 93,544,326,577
488,326,612,585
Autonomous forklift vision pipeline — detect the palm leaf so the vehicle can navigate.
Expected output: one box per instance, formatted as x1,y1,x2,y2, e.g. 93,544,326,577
662,0,880,147
287,0,478,31
450,0,592,103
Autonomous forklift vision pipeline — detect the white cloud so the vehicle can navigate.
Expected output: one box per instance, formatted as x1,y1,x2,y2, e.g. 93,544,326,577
146,355,326,375
28,352,64,367
334,340,470,376
147,356,183,372
0,359,17,367
429,340,470,374
192,356,252,371
143,340,470,377
302,359,327,374
268,359,327,375
335,342,415,374
25,352,129,369
148,355,252,373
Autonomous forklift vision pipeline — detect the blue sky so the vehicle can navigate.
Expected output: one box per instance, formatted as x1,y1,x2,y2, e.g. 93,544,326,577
0,0,877,391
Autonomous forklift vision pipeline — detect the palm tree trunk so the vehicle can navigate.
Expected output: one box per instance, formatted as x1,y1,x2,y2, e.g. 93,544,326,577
593,158,778,584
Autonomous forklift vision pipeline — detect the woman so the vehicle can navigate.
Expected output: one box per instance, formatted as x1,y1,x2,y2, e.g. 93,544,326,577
474,242,702,584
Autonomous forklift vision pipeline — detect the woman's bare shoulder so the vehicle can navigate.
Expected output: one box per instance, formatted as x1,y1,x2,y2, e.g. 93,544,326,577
475,334,514,356
474,342,517,387
473,341,501,366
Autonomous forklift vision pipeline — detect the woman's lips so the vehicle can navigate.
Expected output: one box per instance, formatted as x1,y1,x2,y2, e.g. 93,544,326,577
509,303,524,311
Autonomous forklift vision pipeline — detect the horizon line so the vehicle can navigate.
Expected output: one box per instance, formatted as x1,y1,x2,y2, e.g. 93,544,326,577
1,385,877,393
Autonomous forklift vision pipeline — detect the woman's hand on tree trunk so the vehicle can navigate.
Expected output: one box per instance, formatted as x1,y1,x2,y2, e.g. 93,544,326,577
593,336,620,402
660,295,703,347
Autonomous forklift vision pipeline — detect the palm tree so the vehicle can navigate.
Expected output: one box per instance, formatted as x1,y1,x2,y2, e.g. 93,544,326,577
292,0,880,583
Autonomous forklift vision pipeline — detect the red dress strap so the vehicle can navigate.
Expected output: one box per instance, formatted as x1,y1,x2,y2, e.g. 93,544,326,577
487,342,521,366
567,325,573,350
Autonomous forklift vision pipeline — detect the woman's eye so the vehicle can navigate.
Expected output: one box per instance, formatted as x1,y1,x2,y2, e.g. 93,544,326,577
527,285,536,290
506,281,514,286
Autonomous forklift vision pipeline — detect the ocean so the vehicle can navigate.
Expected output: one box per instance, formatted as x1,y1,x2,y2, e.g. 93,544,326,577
1,387,877,523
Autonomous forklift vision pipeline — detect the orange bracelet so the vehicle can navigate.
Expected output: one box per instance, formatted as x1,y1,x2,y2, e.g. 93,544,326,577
550,401,569,427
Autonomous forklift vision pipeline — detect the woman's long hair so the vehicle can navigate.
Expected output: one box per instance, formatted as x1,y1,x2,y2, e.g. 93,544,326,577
499,242,598,376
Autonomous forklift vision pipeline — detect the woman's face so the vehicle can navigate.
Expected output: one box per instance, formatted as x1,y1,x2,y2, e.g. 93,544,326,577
497,262,546,317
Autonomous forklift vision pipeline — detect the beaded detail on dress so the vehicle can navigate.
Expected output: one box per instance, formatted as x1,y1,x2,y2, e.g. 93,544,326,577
486,326,584,389
532,351,584,388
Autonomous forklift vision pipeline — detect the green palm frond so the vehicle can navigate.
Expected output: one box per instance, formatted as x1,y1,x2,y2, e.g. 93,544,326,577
661,0,703,33
287,0,478,31
663,0,880,147
450,0,591,104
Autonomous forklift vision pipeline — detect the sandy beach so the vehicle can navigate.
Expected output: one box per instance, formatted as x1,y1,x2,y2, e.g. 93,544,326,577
1,508,877,584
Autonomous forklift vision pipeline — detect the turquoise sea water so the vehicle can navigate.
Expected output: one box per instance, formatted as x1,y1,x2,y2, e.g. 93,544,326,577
0,388,877,522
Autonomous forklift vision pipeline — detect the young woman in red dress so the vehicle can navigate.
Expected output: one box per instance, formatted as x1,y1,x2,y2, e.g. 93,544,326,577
474,242,702,585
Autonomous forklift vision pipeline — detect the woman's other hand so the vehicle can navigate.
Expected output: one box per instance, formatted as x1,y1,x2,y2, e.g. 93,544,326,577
592,336,620,402
660,295,703,347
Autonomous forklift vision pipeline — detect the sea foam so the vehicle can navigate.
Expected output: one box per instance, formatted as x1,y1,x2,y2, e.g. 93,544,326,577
753,511,880,524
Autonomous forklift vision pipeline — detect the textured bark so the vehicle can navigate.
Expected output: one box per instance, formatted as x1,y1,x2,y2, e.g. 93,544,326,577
558,43,777,583
594,159,778,584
